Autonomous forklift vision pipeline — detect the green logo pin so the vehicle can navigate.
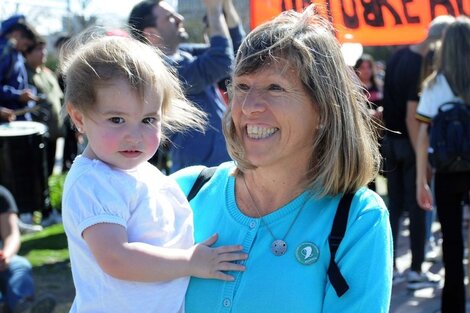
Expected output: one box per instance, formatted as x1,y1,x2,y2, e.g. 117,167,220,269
295,242,319,265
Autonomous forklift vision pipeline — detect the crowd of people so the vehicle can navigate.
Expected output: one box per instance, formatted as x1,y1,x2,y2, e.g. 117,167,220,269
0,14,64,235
0,1,469,312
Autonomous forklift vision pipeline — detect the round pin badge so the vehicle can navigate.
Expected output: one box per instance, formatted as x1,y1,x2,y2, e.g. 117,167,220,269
295,242,320,265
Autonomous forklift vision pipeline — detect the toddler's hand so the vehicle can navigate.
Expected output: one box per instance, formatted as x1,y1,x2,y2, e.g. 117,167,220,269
189,233,247,281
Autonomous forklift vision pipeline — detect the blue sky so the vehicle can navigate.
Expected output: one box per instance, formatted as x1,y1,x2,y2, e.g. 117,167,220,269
1,0,177,34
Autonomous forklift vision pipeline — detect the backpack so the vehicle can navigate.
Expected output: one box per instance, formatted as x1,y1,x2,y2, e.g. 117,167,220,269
187,167,352,297
429,101,470,173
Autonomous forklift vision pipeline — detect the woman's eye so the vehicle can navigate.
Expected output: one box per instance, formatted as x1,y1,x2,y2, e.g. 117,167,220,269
268,84,284,92
234,83,250,93
143,117,157,125
109,117,124,124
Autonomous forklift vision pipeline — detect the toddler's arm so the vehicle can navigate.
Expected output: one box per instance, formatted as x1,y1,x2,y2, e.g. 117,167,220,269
83,223,247,282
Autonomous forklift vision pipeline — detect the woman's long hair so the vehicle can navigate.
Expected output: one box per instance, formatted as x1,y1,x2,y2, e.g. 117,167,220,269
424,16,470,103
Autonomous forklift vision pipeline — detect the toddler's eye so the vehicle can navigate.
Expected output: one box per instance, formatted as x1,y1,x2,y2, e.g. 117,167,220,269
143,117,157,125
109,117,124,124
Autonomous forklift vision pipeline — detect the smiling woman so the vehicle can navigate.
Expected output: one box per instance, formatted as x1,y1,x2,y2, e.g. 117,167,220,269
230,60,318,172
172,4,392,313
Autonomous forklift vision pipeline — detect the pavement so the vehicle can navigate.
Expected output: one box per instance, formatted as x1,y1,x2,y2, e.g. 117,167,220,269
388,213,470,313
371,174,470,313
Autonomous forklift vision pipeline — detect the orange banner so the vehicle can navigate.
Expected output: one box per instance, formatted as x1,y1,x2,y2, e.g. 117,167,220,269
250,0,469,46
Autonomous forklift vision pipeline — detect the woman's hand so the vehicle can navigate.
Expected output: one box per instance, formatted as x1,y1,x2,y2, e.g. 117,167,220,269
189,233,247,281
417,182,433,211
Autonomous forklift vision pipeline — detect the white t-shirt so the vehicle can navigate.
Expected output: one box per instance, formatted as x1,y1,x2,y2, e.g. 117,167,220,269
417,73,460,122
62,156,193,313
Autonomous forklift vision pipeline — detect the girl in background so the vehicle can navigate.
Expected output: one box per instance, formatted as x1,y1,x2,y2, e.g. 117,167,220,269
416,17,470,313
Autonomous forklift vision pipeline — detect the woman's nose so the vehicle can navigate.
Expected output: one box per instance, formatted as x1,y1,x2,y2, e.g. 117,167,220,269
240,89,267,115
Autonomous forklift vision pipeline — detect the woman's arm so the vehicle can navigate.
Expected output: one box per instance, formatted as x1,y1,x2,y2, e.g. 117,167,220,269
416,122,433,210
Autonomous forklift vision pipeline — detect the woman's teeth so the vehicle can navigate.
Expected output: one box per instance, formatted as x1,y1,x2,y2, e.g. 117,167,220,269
246,125,278,139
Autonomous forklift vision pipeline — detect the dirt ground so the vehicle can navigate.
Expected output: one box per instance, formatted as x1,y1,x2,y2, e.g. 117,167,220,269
33,260,74,313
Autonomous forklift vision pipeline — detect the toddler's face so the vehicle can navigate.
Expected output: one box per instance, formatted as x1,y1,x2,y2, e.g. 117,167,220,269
76,79,162,170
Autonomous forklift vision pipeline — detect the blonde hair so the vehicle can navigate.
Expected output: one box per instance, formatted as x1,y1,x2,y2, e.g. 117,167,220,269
424,16,470,103
60,30,206,141
223,5,380,196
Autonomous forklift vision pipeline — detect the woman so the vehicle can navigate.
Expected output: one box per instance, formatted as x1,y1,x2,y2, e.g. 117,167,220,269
173,5,392,313
354,54,384,192
354,53,383,110
416,16,470,313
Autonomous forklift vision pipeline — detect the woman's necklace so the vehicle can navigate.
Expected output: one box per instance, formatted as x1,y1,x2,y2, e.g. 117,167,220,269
242,176,307,256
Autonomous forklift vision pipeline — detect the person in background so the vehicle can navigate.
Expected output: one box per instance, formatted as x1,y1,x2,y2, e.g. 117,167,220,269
181,0,245,105
0,185,56,313
128,0,243,173
354,53,383,110
381,14,454,289
0,16,45,234
172,5,392,312
354,53,384,192
418,43,441,263
54,35,80,172
24,35,64,227
61,34,246,312
0,15,38,120
416,16,470,313
24,36,63,177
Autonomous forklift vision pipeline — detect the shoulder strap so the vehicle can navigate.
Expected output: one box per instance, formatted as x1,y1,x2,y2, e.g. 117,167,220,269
327,192,354,297
186,167,217,202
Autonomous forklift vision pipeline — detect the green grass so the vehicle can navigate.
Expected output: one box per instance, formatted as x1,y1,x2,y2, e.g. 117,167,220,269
20,224,69,267
49,173,67,211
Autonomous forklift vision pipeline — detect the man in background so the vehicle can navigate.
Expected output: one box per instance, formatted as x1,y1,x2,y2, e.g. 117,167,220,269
128,0,244,173
0,185,56,313
0,15,38,120
24,35,63,228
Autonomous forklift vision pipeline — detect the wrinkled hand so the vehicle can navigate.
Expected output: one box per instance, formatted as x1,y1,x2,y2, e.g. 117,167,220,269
189,233,247,281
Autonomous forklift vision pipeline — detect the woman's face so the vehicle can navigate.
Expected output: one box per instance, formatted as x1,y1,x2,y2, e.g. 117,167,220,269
357,60,373,83
231,59,319,169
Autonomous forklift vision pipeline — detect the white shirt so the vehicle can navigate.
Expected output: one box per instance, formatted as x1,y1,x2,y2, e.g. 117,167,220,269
417,73,460,121
62,156,193,313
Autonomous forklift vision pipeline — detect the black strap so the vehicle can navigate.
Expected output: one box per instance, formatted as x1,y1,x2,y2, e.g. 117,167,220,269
327,192,354,297
186,167,217,202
